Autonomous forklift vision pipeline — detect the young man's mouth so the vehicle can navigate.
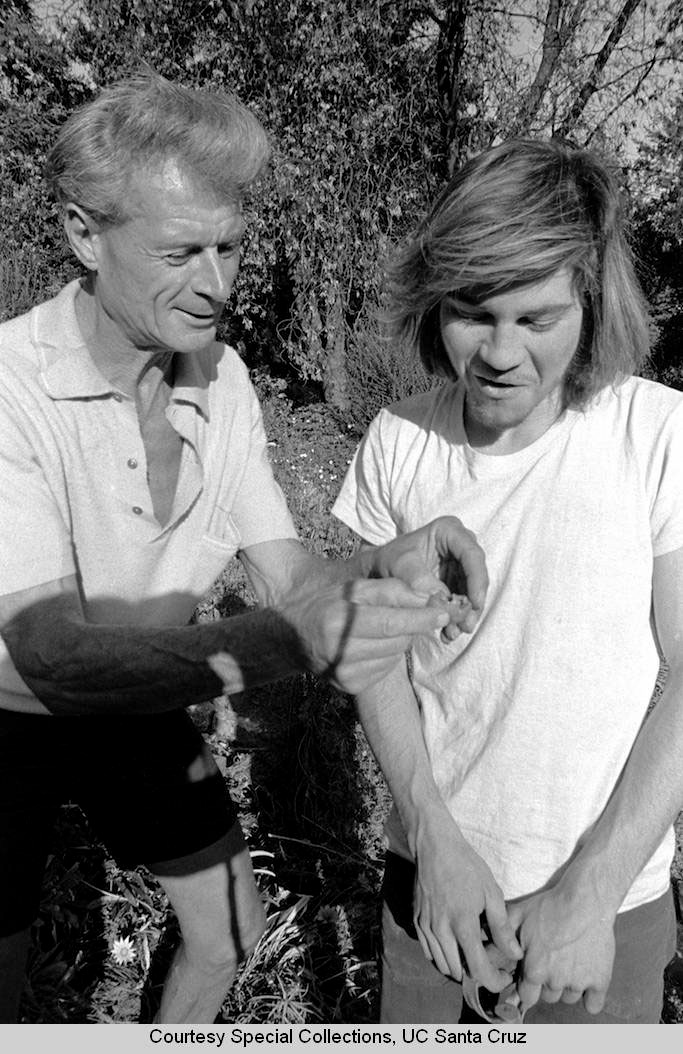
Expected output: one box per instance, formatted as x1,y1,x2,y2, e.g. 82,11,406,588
473,374,524,392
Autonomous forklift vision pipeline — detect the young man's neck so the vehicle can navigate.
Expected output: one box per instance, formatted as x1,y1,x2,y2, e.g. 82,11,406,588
464,396,565,455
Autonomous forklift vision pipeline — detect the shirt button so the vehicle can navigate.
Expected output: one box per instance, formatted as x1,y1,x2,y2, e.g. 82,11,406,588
127,458,138,469
132,506,143,516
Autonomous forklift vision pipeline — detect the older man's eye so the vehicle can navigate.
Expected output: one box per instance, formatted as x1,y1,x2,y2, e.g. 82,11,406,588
166,252,192,264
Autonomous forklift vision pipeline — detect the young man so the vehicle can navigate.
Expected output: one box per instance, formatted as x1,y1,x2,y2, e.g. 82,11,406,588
0,72,485,1023
334,138,682,1024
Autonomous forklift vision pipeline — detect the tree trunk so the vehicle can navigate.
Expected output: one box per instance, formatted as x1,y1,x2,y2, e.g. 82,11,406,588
435,0,470,174
558,0,646,137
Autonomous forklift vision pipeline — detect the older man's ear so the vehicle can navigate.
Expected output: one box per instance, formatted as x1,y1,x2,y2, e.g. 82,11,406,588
63,203,101,272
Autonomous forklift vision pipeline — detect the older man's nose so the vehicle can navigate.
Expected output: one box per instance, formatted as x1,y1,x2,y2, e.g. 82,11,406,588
194,248,235,302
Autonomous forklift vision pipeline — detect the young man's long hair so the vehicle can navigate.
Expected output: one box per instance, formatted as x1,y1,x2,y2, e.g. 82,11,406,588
387,138,651,408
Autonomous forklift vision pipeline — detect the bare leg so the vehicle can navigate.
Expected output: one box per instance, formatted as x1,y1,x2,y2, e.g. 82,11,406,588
154,845,265,1023
0,928,31,1023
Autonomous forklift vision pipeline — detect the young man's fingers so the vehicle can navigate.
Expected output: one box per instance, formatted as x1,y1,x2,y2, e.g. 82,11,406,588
485,902,523,963
583,986,607,1015
514,976,542,1012
540,985,563,1004
421,925,465,981
417,925,458,980
460,929,512,993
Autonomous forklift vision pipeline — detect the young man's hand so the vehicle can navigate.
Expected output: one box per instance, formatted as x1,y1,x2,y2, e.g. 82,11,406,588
506,884,617,1014
412,805,522,992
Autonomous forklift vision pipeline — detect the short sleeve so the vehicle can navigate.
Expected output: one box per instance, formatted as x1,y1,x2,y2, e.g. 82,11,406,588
228,380,299,548
650,401,683,557
0,397,75,595
332,410,399,545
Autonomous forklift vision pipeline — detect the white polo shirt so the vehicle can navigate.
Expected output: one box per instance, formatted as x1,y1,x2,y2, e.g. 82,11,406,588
0,280,298,712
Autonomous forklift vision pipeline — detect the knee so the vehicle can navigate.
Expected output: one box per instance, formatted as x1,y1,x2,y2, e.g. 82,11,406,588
182,902,266,979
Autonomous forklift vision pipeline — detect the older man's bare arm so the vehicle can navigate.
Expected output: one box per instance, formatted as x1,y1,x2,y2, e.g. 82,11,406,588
0,521,486,716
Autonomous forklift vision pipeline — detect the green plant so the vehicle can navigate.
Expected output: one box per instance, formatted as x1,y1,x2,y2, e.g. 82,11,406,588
343,309,440,435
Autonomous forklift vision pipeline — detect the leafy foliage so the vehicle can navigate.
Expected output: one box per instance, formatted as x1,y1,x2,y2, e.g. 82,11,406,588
3,0,682,403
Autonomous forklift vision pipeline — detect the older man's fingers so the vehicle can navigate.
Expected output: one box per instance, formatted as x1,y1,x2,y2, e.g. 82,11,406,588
431,519,488,611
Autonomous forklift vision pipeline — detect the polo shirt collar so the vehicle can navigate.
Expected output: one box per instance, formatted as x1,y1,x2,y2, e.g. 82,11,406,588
171,352,211,420
34,280,113,399
33,278,212,418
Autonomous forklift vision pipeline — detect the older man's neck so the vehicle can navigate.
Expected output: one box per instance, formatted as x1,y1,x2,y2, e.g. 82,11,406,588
74,278,174,399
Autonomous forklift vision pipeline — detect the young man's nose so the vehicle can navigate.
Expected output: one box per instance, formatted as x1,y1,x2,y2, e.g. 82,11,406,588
477,324,523,372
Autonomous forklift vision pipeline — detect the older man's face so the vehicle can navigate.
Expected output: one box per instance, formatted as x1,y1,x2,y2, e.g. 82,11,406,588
91,161,244,354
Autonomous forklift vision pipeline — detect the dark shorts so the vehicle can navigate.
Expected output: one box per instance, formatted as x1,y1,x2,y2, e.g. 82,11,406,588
0,707,241,937
380,851,678,1024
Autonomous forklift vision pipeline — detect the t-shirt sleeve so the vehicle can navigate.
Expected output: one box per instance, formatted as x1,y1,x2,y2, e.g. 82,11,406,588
650,401,683,557
228,378,299,549
332,410,399,545
0,396,75,595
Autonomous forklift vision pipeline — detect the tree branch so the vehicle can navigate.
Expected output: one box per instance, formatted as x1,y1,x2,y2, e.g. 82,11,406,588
508,0,587,135
558,0,646,137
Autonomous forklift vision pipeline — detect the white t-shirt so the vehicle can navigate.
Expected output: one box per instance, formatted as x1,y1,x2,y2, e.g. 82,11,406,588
333,377,683,911
0,280,298,713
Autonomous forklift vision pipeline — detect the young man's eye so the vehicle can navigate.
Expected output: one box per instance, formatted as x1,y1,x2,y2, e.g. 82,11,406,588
218,242,240,257
523,317,555,331
445,302,485,323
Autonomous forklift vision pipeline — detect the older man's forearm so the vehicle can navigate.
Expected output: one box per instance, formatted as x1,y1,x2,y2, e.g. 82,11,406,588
1,599,307,716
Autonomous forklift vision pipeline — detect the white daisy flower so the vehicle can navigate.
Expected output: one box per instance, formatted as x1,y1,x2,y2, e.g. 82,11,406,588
111,935,137,966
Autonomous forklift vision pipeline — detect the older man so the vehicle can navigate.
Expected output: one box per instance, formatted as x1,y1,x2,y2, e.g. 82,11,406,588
0,73,484,1023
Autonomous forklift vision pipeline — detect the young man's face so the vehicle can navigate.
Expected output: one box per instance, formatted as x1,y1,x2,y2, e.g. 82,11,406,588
440,268,584,453
91,160,245,355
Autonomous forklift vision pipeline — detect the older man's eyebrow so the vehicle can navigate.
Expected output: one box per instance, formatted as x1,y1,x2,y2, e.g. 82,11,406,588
154,229,246,253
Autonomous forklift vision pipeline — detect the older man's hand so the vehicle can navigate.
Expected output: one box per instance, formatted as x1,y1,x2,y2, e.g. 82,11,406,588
278,575,453,696
364,516,488,639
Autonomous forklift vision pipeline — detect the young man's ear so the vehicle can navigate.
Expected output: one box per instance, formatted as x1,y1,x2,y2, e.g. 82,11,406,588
63,204,102,272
